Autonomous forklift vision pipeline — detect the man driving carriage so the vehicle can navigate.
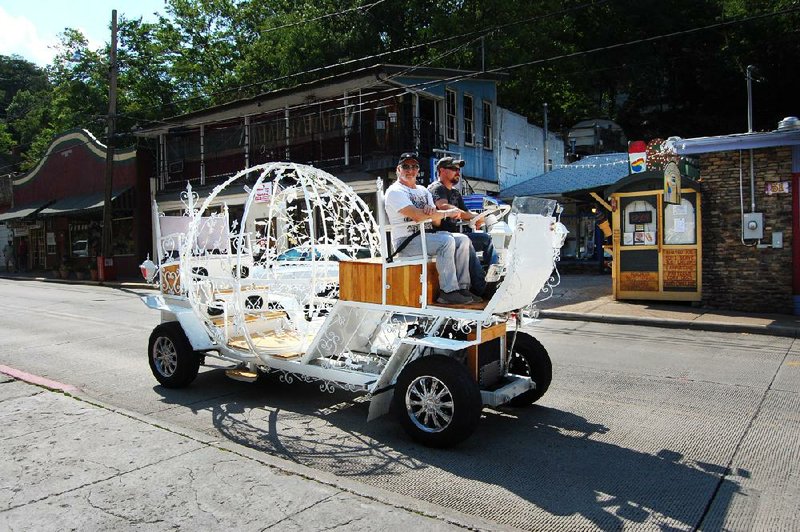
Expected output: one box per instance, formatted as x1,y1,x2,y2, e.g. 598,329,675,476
428,156,497,297
383,152,481,305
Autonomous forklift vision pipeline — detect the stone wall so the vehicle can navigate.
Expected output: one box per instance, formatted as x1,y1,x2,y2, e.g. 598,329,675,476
700,147,793,313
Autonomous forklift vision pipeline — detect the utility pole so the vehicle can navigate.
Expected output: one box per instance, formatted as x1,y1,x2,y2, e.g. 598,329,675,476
101,9,118,280
746,64,756,133
543,102,549,172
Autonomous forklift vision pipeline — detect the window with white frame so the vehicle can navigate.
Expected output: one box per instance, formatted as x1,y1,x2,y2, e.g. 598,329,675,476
445,88,457,142
463,94,474,145
482,100,493,150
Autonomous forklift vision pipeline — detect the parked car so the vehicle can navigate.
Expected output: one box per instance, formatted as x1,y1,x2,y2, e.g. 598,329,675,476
254,245,371,300
72,239,89,257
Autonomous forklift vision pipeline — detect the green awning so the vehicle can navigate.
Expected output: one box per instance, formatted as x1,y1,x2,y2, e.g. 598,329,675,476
0,200,53,222
39,187,132,216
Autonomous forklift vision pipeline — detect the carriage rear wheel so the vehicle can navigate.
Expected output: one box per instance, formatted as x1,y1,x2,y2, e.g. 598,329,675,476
506,332,552,406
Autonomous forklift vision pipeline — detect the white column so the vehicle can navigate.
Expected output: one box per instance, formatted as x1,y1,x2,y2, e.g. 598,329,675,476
200,124,206,185
244,115,250,168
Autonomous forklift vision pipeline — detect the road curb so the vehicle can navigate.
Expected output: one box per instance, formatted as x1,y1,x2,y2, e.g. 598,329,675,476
539,310,799,338
2,367,509,532
0,273,151,290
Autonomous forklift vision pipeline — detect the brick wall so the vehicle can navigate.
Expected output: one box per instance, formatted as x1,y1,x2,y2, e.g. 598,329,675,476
700,147,794,313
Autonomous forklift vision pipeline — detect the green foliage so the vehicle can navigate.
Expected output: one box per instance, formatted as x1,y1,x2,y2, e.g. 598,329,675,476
0,122,14,154
1,0,798,170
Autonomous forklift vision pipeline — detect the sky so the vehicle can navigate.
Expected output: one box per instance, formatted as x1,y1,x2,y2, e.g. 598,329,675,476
0,0,168,66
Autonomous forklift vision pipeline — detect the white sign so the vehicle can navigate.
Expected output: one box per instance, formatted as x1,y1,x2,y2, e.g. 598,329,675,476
254,182,274,203
765,181,791,195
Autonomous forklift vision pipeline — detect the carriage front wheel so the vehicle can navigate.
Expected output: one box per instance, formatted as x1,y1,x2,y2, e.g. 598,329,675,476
393,355,482,448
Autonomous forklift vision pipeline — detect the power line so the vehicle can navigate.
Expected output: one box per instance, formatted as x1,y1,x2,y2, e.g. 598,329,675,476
123,0,611,118
259,0,386,34
5,4,797,175
133,3,800,136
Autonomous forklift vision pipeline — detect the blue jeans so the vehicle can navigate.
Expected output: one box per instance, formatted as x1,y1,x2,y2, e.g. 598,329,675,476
395,232,471,293
465,231,495,295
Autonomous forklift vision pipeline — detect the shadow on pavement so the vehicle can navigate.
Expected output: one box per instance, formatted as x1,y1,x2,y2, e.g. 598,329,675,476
152,369,744,531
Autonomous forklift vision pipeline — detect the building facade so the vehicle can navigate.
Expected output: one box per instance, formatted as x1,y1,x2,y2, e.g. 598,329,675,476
671,128,800,314
0,129,152,277
134,65,554,215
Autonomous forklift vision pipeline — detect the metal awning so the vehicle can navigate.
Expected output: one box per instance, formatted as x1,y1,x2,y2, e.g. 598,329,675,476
0,200,53,222
39,187,132,216
667,129,800,155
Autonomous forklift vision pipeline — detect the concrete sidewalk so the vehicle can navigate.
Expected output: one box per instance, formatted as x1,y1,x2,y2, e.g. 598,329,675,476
0,368,498,531
534,274,800,338
3,270,800,337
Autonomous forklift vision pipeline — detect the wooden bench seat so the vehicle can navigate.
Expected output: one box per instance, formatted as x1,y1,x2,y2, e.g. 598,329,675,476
339,258,439,308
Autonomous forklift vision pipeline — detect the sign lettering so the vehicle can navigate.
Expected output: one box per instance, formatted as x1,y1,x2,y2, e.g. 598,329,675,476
663,248,697,289
620,271,659,291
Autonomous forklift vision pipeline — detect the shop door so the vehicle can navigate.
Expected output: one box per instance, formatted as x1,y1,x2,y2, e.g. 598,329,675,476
612,189,701,301
29,225,46,269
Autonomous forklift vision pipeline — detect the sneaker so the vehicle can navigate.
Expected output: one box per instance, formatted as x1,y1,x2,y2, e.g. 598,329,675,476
436,290,473,305
459,289,483,303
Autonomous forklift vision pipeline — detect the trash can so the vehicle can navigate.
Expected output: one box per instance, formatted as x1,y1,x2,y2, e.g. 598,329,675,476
97,256,117,281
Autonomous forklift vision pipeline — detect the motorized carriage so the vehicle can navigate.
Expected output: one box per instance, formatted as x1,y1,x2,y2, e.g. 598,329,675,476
140,162,567,447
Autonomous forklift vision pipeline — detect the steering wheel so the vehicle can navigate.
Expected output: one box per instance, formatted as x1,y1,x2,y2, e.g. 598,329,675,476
468,203,511,230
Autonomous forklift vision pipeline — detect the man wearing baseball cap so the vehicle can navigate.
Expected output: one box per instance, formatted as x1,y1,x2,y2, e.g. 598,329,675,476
383,152,479,305
428,156,496,296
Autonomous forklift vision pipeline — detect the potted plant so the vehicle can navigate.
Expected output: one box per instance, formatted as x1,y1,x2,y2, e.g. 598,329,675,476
59,258,73,279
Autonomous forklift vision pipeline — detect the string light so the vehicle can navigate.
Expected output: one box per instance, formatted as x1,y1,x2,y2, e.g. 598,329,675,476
550,159,628,169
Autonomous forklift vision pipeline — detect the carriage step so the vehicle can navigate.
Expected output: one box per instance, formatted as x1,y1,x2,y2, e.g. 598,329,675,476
400,336,477,350
225,368,259,383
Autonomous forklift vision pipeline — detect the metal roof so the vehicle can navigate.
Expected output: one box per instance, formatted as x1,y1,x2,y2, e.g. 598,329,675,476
0,200,53,222
667,129,800,155
39,188,131,216
500,153,630,199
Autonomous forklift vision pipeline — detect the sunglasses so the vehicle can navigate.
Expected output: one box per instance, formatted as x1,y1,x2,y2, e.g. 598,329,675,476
400,164,420,170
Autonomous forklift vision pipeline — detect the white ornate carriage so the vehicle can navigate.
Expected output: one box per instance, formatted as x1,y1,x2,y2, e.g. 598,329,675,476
141,162,567,447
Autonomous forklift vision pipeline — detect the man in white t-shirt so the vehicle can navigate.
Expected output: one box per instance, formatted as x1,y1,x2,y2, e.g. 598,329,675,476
383,152,478,305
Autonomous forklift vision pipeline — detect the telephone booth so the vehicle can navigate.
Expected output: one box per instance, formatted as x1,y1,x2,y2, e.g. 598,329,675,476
607,171,702,301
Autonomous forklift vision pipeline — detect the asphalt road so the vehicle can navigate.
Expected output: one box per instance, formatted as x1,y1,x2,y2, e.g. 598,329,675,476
1,278,799,531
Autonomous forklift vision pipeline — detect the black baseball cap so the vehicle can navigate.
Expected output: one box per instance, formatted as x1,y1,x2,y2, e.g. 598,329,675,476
397,152,419,166
436,156,465,170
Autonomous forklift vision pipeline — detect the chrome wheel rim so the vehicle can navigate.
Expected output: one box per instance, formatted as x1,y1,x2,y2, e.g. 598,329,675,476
153,336,178,377
509,351,531,376
405,375,454,433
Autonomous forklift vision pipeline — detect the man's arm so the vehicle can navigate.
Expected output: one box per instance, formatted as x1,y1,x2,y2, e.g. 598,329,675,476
397,204,447,223
432,198,475,221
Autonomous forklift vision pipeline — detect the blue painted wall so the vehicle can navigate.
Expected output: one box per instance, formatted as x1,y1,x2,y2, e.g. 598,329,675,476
396,76,499,185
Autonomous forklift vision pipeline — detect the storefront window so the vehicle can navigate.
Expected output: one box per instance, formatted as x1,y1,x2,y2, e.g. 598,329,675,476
69,222,89,258
663,195,697,245
621,196,657,246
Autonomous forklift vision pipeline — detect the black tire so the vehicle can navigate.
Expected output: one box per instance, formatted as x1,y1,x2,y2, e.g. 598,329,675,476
506,331,552,406
393,355,482,448
148,322,200,388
